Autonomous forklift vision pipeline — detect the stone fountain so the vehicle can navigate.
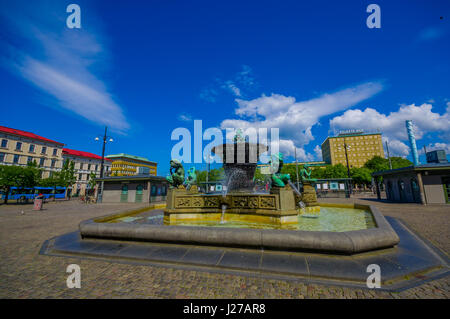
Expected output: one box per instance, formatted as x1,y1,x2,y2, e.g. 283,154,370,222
164,130,317,226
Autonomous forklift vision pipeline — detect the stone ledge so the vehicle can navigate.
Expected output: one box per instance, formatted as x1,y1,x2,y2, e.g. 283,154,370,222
80,204,399,254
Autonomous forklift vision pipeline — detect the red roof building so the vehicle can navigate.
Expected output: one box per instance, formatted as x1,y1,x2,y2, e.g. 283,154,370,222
0,125,64,146
63,148,112,161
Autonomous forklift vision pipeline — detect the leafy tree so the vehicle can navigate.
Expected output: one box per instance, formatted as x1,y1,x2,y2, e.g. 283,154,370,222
58,159,76,188
311,167,326,179
350,167,373,186
281,164,314,184
0,165,40,204
364,155,389,172
196,168,225,184
390,157,413,169
323,164,348,179
39,174,60,188
87,172,97,195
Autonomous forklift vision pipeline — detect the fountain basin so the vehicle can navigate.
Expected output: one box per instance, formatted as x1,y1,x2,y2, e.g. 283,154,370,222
164,187,299,226
79,202,399,254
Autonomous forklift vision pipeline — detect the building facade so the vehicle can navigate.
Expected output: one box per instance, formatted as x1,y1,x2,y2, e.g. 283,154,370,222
0,125,64,178
97,175,168,203
321,131,384,168
372,163,450,204
426,150,448,164
106,153,157,176
62,148,112,197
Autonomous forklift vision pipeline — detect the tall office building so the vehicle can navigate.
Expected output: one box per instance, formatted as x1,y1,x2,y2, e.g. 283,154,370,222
321,130,384,168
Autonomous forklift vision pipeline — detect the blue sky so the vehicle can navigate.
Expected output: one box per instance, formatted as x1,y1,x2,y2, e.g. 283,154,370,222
0,0,449,175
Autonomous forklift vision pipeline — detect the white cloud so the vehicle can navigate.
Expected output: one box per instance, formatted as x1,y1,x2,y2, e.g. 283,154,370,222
222,81,241,97
0,1,129,132
419,142,450,155
177,113,193,122
329,102,450,157
200,65,256,102
314,145,323,161
220,81,383,160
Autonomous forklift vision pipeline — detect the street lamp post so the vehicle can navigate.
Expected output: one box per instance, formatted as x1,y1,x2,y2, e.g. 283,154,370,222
295,147,300,191
206,161,209,193
386,141,392,170
95,126,113,203
339,140,352,196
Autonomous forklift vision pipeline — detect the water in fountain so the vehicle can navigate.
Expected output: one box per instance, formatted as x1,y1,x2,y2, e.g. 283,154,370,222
212,142,267,192
220,204,227,224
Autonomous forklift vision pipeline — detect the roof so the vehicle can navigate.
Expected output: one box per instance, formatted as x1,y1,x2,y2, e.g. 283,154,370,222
321,132,382,146
0,125,64,146
106,153,157,164
372,163,450,177
96,175,166,182
63,148,112,161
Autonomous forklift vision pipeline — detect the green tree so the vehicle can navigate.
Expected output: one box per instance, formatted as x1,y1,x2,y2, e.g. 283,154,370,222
87,172,97,195
39,174,60,188
323,164,348,178
0,165,40,204
196,168,225,184
311,167,326,179
280,164,299,184
364,155,389,172
390,157,413,169
350,167,373,186
58,159,76,188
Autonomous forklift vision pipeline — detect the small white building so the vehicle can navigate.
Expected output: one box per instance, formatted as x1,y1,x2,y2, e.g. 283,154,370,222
62,148,112,197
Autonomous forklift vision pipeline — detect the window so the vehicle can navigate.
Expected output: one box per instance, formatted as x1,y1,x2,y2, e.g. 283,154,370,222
41,146,47,154
16,142,22,151
121,185,128,194
88,164,91,170
13,154,20,164
0,153,5,162
53,148,58,156
1,139,7,148
51,159,56,168
29,144,35,152
39,158,45,166
27,156,33,164
79,173,83,180
95,164,98,171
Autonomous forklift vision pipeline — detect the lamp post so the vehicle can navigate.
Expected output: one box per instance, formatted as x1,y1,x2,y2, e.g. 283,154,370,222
295,147,300,191
95,126,114,203
338,140,352,195
386,141,392,170
206,154,213,193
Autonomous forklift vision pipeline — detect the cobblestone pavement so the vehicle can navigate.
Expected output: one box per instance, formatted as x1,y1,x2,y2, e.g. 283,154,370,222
0,199,448,299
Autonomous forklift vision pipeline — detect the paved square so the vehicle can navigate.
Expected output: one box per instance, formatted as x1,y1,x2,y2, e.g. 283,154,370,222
0,198,449,298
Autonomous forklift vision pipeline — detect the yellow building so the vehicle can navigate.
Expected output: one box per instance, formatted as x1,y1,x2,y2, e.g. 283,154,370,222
106,153,157,176
0,125,64,178
321,131,385,168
